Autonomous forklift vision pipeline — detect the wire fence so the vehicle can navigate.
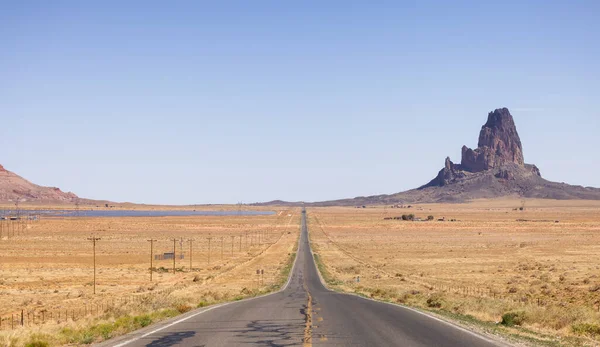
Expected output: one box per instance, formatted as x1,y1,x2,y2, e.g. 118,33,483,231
0,215,39,239
0,214,296,331
0,286,178,330
313,215,600,312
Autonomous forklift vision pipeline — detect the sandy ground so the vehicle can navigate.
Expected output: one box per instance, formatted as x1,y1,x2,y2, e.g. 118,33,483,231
308,199,600,345
0,209,300,326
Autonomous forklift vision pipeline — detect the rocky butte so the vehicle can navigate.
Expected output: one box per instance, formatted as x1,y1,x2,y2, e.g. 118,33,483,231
423,107,541,188
296,107,600,206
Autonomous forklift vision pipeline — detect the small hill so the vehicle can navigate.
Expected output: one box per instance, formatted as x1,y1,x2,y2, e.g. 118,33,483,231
0,164,78,203
300,108,600,206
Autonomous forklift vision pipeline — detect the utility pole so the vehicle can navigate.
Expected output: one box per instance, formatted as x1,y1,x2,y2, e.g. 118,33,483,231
147,239,156,281
245,231,248,249
239,234,242,252
87,236,101,294
207,236,212,265
188,239,193,270
231,235,235,256
15,200,20,237
171,238,178,273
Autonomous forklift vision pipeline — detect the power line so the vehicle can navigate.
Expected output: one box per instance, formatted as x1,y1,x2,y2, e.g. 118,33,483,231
147,239,157,281
87,236,101,294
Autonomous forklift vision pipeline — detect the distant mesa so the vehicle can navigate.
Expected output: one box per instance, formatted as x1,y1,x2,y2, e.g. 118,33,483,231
274,107,600,206
0,164,78,203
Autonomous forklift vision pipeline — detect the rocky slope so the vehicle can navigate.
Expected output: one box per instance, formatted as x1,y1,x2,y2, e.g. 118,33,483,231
0,164,78,203
299,108,600,206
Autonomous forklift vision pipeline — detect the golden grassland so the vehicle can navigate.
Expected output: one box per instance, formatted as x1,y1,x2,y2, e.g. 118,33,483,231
0,208,300,346
308,199,600,347
0,202,275,211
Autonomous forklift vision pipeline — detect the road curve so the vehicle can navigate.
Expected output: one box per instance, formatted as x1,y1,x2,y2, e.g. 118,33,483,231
99,209,506,347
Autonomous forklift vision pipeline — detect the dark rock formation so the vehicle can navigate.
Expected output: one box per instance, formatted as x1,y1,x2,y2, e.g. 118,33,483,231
426,157,465,187
461,108,524,172
422,107,540,189
293,107,600,206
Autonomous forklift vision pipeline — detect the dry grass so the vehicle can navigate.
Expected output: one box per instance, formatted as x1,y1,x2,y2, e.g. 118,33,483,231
308,199,600,346
0,208,300,346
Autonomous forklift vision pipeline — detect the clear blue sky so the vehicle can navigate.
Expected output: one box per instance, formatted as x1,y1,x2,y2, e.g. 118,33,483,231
1,1,598,204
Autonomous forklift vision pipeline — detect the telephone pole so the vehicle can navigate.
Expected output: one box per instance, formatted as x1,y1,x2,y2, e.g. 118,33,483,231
147,239,156,281
188,239,193,270
15,200,20,237
239,234,242,252
207,236,212,265
172,238,177,273
231,235,235,256
87,236,101,294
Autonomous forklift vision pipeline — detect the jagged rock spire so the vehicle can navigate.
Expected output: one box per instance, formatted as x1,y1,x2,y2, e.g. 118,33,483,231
461,108,524,172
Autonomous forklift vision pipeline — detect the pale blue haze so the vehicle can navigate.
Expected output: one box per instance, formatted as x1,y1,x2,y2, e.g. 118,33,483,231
1,1,598,204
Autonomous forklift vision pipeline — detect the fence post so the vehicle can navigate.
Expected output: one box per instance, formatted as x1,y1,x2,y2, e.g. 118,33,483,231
21,310,23,326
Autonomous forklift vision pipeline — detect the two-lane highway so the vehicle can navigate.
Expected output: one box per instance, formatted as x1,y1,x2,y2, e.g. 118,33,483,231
100,209,505,346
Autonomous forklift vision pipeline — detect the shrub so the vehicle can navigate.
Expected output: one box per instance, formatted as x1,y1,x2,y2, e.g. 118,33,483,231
426,294,443,308
25,335,50,347
572,323,600,337
176,303,192,314
501,311,527,327
94,323,116,340
134,314,153,328
401,214,415,221
427,215,434,221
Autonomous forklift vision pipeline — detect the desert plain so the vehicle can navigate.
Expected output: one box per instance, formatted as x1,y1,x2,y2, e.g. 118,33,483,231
308,199,600,346
0,207,300,346
2,199,600,346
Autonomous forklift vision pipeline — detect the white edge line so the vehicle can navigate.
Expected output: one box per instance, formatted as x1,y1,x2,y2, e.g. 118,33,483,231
305,212,510,347
107,212,302,347
111,302,231,347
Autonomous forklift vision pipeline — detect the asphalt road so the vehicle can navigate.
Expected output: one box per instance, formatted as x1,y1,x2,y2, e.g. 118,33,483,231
100,209,505,347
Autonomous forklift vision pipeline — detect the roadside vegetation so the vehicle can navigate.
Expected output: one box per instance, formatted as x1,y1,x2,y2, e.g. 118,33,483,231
307,202,600,346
